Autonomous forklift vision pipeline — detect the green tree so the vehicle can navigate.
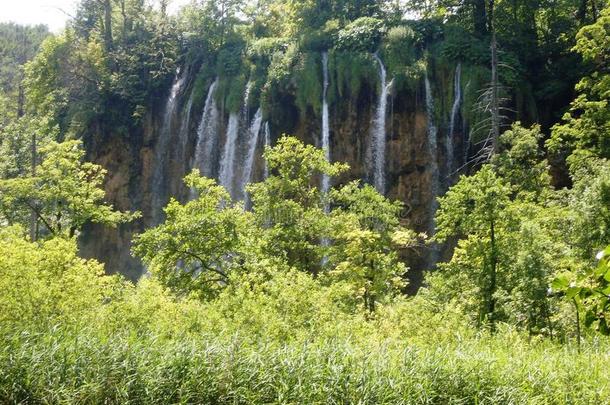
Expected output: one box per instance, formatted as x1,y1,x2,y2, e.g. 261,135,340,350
133,173,256,298
0,140,136,239
553,246,610,335
135,136,414,309
326,182,416,311
548,6,610,164
248,136,348,274
0,225,118,332
433,124,562,333
434,165,511,328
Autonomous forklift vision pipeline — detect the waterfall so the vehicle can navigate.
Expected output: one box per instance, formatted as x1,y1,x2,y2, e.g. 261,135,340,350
178,93,194,156
263,122,271,180
218,83,253,200
320,52,331,207
218,113,239,198
425,75,439,198
425,74,441,265
369,54,391,195
176,90,195,186
239,108,263,202
192,79,220,180
151,69,186,223
447,63,462,176
463,79,472,166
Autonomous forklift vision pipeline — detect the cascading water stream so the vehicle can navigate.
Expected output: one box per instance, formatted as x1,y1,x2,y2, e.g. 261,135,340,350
425,74,441,265
218,83,252,200
239,108,263,202
190,79,220,201
151,69,186,223
176,90,194,180
218,113,240,198
369,54,391,195
192,79,220,177
179,94,194,153
263,122,271,180
447,63,462,176
425,75,439,197
463,79,472,166
320,52,331,211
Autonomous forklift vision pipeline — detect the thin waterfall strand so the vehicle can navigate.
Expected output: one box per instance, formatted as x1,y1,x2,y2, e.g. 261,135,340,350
218,112,240,197
263,122,271,180
177,89,194,175
192,79,220,177
151,69,186,223
239,108,263,201
321,52,331,209
369,54,391,195
447,63,462,176
218,83,252,199
425,75,439,198
190,79,220,200
425,74,440,265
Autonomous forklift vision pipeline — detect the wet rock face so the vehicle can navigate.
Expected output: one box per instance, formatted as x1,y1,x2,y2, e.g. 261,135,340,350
80,127,147,281
80,69,466,292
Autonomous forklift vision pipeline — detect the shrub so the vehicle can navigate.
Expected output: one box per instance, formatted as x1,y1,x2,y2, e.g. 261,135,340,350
335,17,385,52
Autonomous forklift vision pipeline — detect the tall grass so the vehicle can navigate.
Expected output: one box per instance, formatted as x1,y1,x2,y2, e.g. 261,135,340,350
2,326,608,404
1,230,607,403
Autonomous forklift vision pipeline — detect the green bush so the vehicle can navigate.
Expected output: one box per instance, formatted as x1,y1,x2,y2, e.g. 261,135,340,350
335,17,385,52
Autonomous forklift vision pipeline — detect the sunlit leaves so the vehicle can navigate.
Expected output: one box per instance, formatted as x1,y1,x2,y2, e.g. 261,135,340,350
0,139,137,238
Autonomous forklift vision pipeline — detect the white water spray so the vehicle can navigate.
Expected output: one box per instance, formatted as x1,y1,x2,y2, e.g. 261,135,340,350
425,75,439,199
239,108,263,201
218,83,252,199
218,113,240,198
447,63,462,176
176,90,194,178
425,74,441,265
152,69,186,223
321,52,331,211
369,54,391,195
192,79,220,179
263,122,271,180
